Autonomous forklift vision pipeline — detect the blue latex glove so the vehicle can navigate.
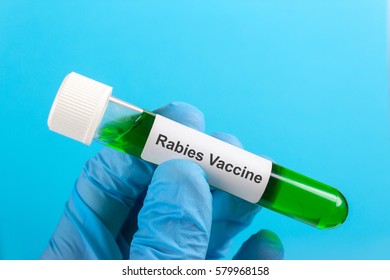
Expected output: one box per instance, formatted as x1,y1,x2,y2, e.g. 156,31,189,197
41,102,284,260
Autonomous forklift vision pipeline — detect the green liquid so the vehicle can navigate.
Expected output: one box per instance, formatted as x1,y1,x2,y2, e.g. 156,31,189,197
98,111,156,158
98,112,348,229
260,164,348,229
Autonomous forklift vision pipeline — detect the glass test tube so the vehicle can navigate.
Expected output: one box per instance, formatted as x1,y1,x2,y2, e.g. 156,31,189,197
48,72,348,229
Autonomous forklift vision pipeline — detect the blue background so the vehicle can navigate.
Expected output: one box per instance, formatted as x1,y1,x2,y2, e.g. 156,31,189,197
0,0,388,259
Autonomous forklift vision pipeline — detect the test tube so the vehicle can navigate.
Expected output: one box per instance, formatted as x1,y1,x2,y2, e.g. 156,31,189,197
48,72,348,229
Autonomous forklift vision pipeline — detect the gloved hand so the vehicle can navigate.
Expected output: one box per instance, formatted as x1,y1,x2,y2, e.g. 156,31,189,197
41,102,284,260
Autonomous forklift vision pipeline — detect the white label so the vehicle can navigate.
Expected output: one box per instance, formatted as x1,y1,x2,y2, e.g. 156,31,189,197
141,115,272,203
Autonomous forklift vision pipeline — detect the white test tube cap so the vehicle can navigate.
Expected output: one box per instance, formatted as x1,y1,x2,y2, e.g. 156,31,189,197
48,72,113,145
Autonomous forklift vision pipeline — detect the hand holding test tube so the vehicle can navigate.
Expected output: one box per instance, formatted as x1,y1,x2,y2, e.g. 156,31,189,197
43,72,348,260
